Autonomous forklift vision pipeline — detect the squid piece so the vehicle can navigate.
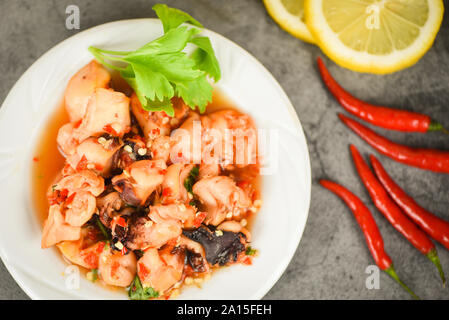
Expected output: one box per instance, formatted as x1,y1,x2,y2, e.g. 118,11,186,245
130,93,171,140
198,163,221,179
192,176,251,225
57,227,105,269
201,109,257,168
112,160,166,206
110,137,149,174
64,191,97,227
74,88,131,141
161,164,194,204
54,170,105,197
150,135,171,163
67,136,123,176
130,94,190,142
179,235,209,273
170,112,201,164
149,203,201,229
182,225,246,266
57,122,79,157
96,191,124,228
64,60,111,122
41,204,81,248
113,215,181,251
99,247,137,287
137,245,185,294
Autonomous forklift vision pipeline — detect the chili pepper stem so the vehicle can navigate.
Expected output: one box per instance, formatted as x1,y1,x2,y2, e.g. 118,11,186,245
426,249,446,287
384,266,420,300
427,120,449,135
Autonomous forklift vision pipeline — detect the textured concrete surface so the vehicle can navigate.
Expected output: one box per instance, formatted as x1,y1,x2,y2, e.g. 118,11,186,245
1,0,449,300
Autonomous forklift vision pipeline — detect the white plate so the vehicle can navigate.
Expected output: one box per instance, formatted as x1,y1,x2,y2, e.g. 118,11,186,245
0,19,311,300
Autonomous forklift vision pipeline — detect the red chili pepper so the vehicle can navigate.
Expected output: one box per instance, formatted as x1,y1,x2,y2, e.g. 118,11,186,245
320,179,418,299
350,145,445,285
103,124,118,136
371,155,449,253
340,114,449,174
76,155,88,171
317,57,446,133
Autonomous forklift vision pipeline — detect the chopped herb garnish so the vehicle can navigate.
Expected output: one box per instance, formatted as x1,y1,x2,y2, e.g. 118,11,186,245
95,215,111,240
88,4,221,116
245,246,257,256
184,166,199,194
128,275,159,300
51,184,58,192
89,269,98,282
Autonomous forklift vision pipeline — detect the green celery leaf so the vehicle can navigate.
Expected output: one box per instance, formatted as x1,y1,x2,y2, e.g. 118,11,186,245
175,74,212,112
128,52,203,82
126,26,199,58
128,275,159,300
190,37,221,82
132,62,174,102
153,3,203,33
143,97,174,117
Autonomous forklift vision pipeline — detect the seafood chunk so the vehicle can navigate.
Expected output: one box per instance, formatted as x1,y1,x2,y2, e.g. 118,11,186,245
110,137,149,174
130,93,171,140
57,122,79,157
183,225,246,266
96,191,124,228
99,247,137,287
54,170,105,197
179,235,209,273
41,204,81,248
150,135,171,163
193,176,251,225
198,163,221,179
201,109,257,168
67,137,123,176
149,203,201,229
113,215,181,251
75,88,130,140
137,246,184,294
131,94,189,142
112,160,166,206
57,228,105,269
64,60,111,122
161,164,194,204
64,191,97,227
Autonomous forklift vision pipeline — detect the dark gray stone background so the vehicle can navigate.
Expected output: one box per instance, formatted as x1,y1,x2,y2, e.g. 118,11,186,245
1,0,449,300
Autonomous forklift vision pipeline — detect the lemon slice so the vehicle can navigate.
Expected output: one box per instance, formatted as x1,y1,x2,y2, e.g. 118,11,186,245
263,0,315,43
305,0,444,74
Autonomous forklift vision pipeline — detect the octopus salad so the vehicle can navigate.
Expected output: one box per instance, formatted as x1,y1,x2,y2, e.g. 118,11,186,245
38,60,261,299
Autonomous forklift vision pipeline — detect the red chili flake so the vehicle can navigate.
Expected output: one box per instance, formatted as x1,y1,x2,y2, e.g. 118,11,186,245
237,181,250,189
153,128,160,135
50,188,69,205
139,262,150,279
103,124,118,136
162,187,172,197
65,192,77,205
95,164,104,171
121,247,128,255
158,169,167,175
96,242,105,254
74,119,82,129
153,150,158,157
193,212,207,228
242,257,252,265
111,261,120,277
33,157,39,162
76,155,88,171
116,217,127,228
82,252,98,269
177,152,183,158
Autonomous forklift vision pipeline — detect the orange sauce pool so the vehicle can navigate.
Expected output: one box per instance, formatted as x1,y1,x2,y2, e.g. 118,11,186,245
32,103,69,224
